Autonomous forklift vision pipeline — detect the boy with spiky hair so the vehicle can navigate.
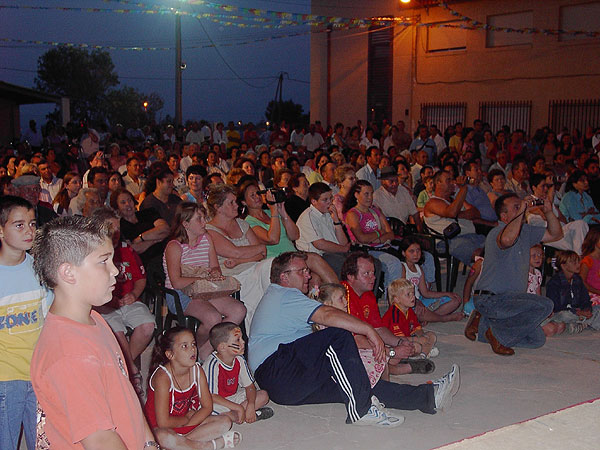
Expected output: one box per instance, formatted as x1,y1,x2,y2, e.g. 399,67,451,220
30,216,156,450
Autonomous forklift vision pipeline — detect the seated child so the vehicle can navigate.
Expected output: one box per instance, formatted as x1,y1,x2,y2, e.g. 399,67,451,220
314,283,390,385
399,236,463,323
203,322,273,423
527,244,566,337
546,250,600,334
30,216,153,449
580,228,600,305
383,278,439,358
146,326,241,449
92,207,155,397
0,196,51,450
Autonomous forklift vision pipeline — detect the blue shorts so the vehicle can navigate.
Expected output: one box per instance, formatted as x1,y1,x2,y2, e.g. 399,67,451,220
419,295,453,311
165,289,192,314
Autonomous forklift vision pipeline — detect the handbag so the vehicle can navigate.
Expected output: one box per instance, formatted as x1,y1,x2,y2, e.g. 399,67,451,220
180,264,241,300
443,221,461,240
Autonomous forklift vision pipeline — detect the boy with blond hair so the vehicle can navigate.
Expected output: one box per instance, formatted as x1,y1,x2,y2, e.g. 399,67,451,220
382,278,439,358
30,216,156,449
203,322,273,424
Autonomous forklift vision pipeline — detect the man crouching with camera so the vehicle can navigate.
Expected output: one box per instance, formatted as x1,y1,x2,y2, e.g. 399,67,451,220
464,192,563,355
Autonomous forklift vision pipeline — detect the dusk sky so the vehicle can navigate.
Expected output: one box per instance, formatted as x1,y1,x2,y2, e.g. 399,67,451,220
0,0,314,129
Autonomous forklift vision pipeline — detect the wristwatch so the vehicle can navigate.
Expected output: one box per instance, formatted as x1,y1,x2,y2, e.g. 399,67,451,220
388,349,396,358
143,441,160,449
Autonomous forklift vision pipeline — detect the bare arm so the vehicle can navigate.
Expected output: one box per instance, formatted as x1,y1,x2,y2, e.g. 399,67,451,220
81,430,127,450
497,199,527,249
164,241,200,289
311,305,385,362
463,259,482,302
154,371,193,428
424,184,468,219
580,264,600,295
207,228,266,259
346,210,388,245
312,238,351,253
540,198,563,243
279,203,299,240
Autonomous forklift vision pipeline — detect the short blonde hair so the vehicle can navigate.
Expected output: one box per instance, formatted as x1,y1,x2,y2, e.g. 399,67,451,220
387,278,414,303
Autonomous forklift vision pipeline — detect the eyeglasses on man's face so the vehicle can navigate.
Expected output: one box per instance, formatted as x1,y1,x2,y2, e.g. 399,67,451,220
284,267,311,275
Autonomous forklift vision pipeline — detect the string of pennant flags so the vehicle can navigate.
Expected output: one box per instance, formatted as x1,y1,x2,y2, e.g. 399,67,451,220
1,0,598,52
439,2,600,38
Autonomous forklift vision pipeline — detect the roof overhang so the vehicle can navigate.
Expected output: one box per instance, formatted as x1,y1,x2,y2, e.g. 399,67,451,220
0,81,61,105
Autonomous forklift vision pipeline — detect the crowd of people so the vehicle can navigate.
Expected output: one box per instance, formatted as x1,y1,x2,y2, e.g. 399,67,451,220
2,116,600,449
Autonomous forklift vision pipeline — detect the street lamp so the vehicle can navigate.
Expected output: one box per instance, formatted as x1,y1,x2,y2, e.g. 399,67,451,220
143,101,149,111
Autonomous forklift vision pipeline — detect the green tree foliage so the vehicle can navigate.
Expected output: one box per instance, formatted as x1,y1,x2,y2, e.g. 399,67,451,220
103,87,164,126
35,46,163,126
265,99,308,126
35,47,118,122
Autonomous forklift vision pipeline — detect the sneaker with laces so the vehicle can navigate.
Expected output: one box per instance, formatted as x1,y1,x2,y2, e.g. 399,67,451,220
353,403,405,428
371,395,387,413
567,322,586,334
433,364,460,413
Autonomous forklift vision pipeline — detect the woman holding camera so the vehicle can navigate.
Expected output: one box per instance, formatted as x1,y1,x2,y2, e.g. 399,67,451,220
239,178,339,285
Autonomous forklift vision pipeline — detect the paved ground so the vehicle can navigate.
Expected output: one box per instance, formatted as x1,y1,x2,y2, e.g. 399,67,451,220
20,269,600,449
232,320,600,450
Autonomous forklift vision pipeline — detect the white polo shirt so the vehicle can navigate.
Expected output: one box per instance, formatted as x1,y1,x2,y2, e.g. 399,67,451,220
296,205,340,255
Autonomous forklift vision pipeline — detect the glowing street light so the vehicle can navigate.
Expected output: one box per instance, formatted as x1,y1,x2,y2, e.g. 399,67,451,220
400,0,411,4
143,101,149,111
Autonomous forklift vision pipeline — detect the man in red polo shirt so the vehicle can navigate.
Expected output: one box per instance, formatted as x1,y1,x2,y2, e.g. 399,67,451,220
340,252,431,375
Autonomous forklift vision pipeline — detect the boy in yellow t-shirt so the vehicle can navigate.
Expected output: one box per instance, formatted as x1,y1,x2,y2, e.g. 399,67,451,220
0,196,51,450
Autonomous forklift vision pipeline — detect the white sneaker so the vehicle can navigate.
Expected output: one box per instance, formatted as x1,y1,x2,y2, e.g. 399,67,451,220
353,403,405,428
371,395,387,413
433,364,460,413
428,347,440,358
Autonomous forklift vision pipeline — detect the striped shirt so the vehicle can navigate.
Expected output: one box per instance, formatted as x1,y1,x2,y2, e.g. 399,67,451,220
163,234,211,289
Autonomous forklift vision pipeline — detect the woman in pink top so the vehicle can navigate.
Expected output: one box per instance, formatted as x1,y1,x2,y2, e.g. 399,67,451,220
342,180,403,292
163,202,246,360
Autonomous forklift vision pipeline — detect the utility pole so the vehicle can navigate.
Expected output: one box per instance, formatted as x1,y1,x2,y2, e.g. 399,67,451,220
273,72,286,124
175,13,182,127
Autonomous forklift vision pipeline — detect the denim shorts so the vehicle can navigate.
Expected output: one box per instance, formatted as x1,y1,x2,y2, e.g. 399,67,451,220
165,289,192,314
419,295,453,311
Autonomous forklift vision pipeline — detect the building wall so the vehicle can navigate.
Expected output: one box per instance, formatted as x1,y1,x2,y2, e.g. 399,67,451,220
311,0,600,133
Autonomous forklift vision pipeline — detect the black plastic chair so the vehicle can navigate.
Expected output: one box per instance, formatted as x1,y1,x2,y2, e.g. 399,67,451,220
411,223,461,292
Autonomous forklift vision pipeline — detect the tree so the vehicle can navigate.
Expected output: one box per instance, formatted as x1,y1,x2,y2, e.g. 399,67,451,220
103,87,164,126
35,46,119,122
265,99,308,126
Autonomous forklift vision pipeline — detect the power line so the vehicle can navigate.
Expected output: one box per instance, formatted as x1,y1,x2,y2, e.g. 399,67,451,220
194,16,276,89
0,66,309,83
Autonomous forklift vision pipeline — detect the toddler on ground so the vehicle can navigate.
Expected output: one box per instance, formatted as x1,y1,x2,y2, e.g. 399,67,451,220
203,322,273,424
546,250,600,334
314,283,390,385
382,278,439,359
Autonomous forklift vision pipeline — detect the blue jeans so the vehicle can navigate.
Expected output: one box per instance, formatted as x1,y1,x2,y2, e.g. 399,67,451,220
0,380,37,450
370,251,403,296
449,234,486,265
474,293,553,349
422,251,436,284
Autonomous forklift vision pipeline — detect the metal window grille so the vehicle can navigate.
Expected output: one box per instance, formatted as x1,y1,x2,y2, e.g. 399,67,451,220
419,102,466,131
548,99,600,134
479,101,532,135
367,25,393,124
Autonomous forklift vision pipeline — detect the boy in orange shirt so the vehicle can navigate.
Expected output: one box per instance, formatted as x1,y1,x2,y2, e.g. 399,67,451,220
30,216,156,450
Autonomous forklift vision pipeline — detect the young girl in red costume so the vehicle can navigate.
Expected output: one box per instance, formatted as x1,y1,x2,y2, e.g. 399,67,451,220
145,326,241,449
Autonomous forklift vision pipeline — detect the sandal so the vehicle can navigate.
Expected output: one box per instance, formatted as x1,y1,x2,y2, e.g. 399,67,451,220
399,358,436,374
255,406,274,421
130,372,144,397
222,430,242,448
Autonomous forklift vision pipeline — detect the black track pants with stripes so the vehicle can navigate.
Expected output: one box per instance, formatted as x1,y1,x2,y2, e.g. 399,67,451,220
254,327,435,423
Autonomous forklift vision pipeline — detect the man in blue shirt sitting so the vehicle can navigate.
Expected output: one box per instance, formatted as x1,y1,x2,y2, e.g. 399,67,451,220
249,252,460,427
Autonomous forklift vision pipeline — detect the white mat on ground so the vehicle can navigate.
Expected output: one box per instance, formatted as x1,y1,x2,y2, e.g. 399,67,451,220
435,397,600,450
